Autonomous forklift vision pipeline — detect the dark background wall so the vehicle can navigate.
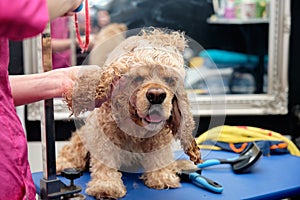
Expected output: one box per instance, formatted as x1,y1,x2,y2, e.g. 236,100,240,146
8,0,300,147
287,0,300,145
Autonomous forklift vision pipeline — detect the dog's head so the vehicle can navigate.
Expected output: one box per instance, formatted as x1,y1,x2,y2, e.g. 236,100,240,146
110,64,183,136
104,29,186,136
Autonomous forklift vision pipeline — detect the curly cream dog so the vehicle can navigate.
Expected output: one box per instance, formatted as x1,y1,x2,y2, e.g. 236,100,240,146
57,28,201,199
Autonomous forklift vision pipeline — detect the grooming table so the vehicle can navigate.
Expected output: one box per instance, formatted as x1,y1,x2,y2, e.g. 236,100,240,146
33,150,300,200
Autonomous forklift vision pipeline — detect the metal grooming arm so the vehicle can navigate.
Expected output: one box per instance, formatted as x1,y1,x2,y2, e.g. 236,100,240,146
39,23,83,200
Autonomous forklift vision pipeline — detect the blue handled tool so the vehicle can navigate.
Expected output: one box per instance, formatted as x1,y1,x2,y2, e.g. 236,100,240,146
73,3,83,12
197,142,263,173
177,169,223,193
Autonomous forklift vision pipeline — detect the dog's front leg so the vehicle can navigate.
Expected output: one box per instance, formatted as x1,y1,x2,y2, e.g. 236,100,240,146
56,133,88,174
140,147,180,189
141,164,180,189
86,157,126,199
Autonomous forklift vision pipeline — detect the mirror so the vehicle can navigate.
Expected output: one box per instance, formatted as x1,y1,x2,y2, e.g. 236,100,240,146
188,0,290,115
24,0,290,120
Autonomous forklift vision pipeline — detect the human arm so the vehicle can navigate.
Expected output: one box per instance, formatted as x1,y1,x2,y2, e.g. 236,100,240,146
9,66,80,106
52,39,72,52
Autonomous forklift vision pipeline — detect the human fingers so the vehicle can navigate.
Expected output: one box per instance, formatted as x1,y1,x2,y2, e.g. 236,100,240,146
47,0,84,20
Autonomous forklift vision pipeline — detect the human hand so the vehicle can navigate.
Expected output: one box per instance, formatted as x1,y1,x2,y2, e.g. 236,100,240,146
47,0,84,20
51,65,109,115
49,65,82,98
49,65,105,113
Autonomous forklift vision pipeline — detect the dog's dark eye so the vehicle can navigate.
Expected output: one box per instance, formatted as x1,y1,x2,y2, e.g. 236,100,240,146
164,77,176,86
133,76,145,83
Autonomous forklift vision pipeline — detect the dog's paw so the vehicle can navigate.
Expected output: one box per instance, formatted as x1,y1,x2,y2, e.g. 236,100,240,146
142,171,181,189
86,179,126,199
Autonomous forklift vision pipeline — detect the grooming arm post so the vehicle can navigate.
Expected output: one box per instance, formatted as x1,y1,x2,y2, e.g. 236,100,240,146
41,23,56,180
39,22,62,200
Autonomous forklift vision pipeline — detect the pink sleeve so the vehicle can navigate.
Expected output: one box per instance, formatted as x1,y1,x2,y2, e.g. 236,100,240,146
0,0,49,40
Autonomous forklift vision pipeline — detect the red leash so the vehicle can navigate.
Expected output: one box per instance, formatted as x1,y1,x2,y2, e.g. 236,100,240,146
74,0,90,53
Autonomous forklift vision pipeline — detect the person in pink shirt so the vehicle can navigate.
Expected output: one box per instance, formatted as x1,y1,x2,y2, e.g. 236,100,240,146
50,14,95,69
51,17,72,69
0,0,83,199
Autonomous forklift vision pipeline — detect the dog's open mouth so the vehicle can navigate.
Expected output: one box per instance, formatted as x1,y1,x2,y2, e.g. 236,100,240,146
144,110,164,124
128,99,166,131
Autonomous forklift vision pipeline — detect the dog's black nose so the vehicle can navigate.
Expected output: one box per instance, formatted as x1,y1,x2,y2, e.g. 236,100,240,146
146,88,166,104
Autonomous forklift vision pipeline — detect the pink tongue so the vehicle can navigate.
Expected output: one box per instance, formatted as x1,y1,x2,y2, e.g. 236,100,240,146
145,113,163,123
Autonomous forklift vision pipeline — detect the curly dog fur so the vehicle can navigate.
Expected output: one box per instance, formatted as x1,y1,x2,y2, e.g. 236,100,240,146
58,28,202,199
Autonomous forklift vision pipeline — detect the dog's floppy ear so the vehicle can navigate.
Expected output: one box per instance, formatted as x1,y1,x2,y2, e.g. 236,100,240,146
168,84,202,164
64,64,128,116
94,62,128,107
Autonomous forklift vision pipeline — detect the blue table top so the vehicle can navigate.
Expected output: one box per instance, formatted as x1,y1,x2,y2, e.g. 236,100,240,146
32,150,300,200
